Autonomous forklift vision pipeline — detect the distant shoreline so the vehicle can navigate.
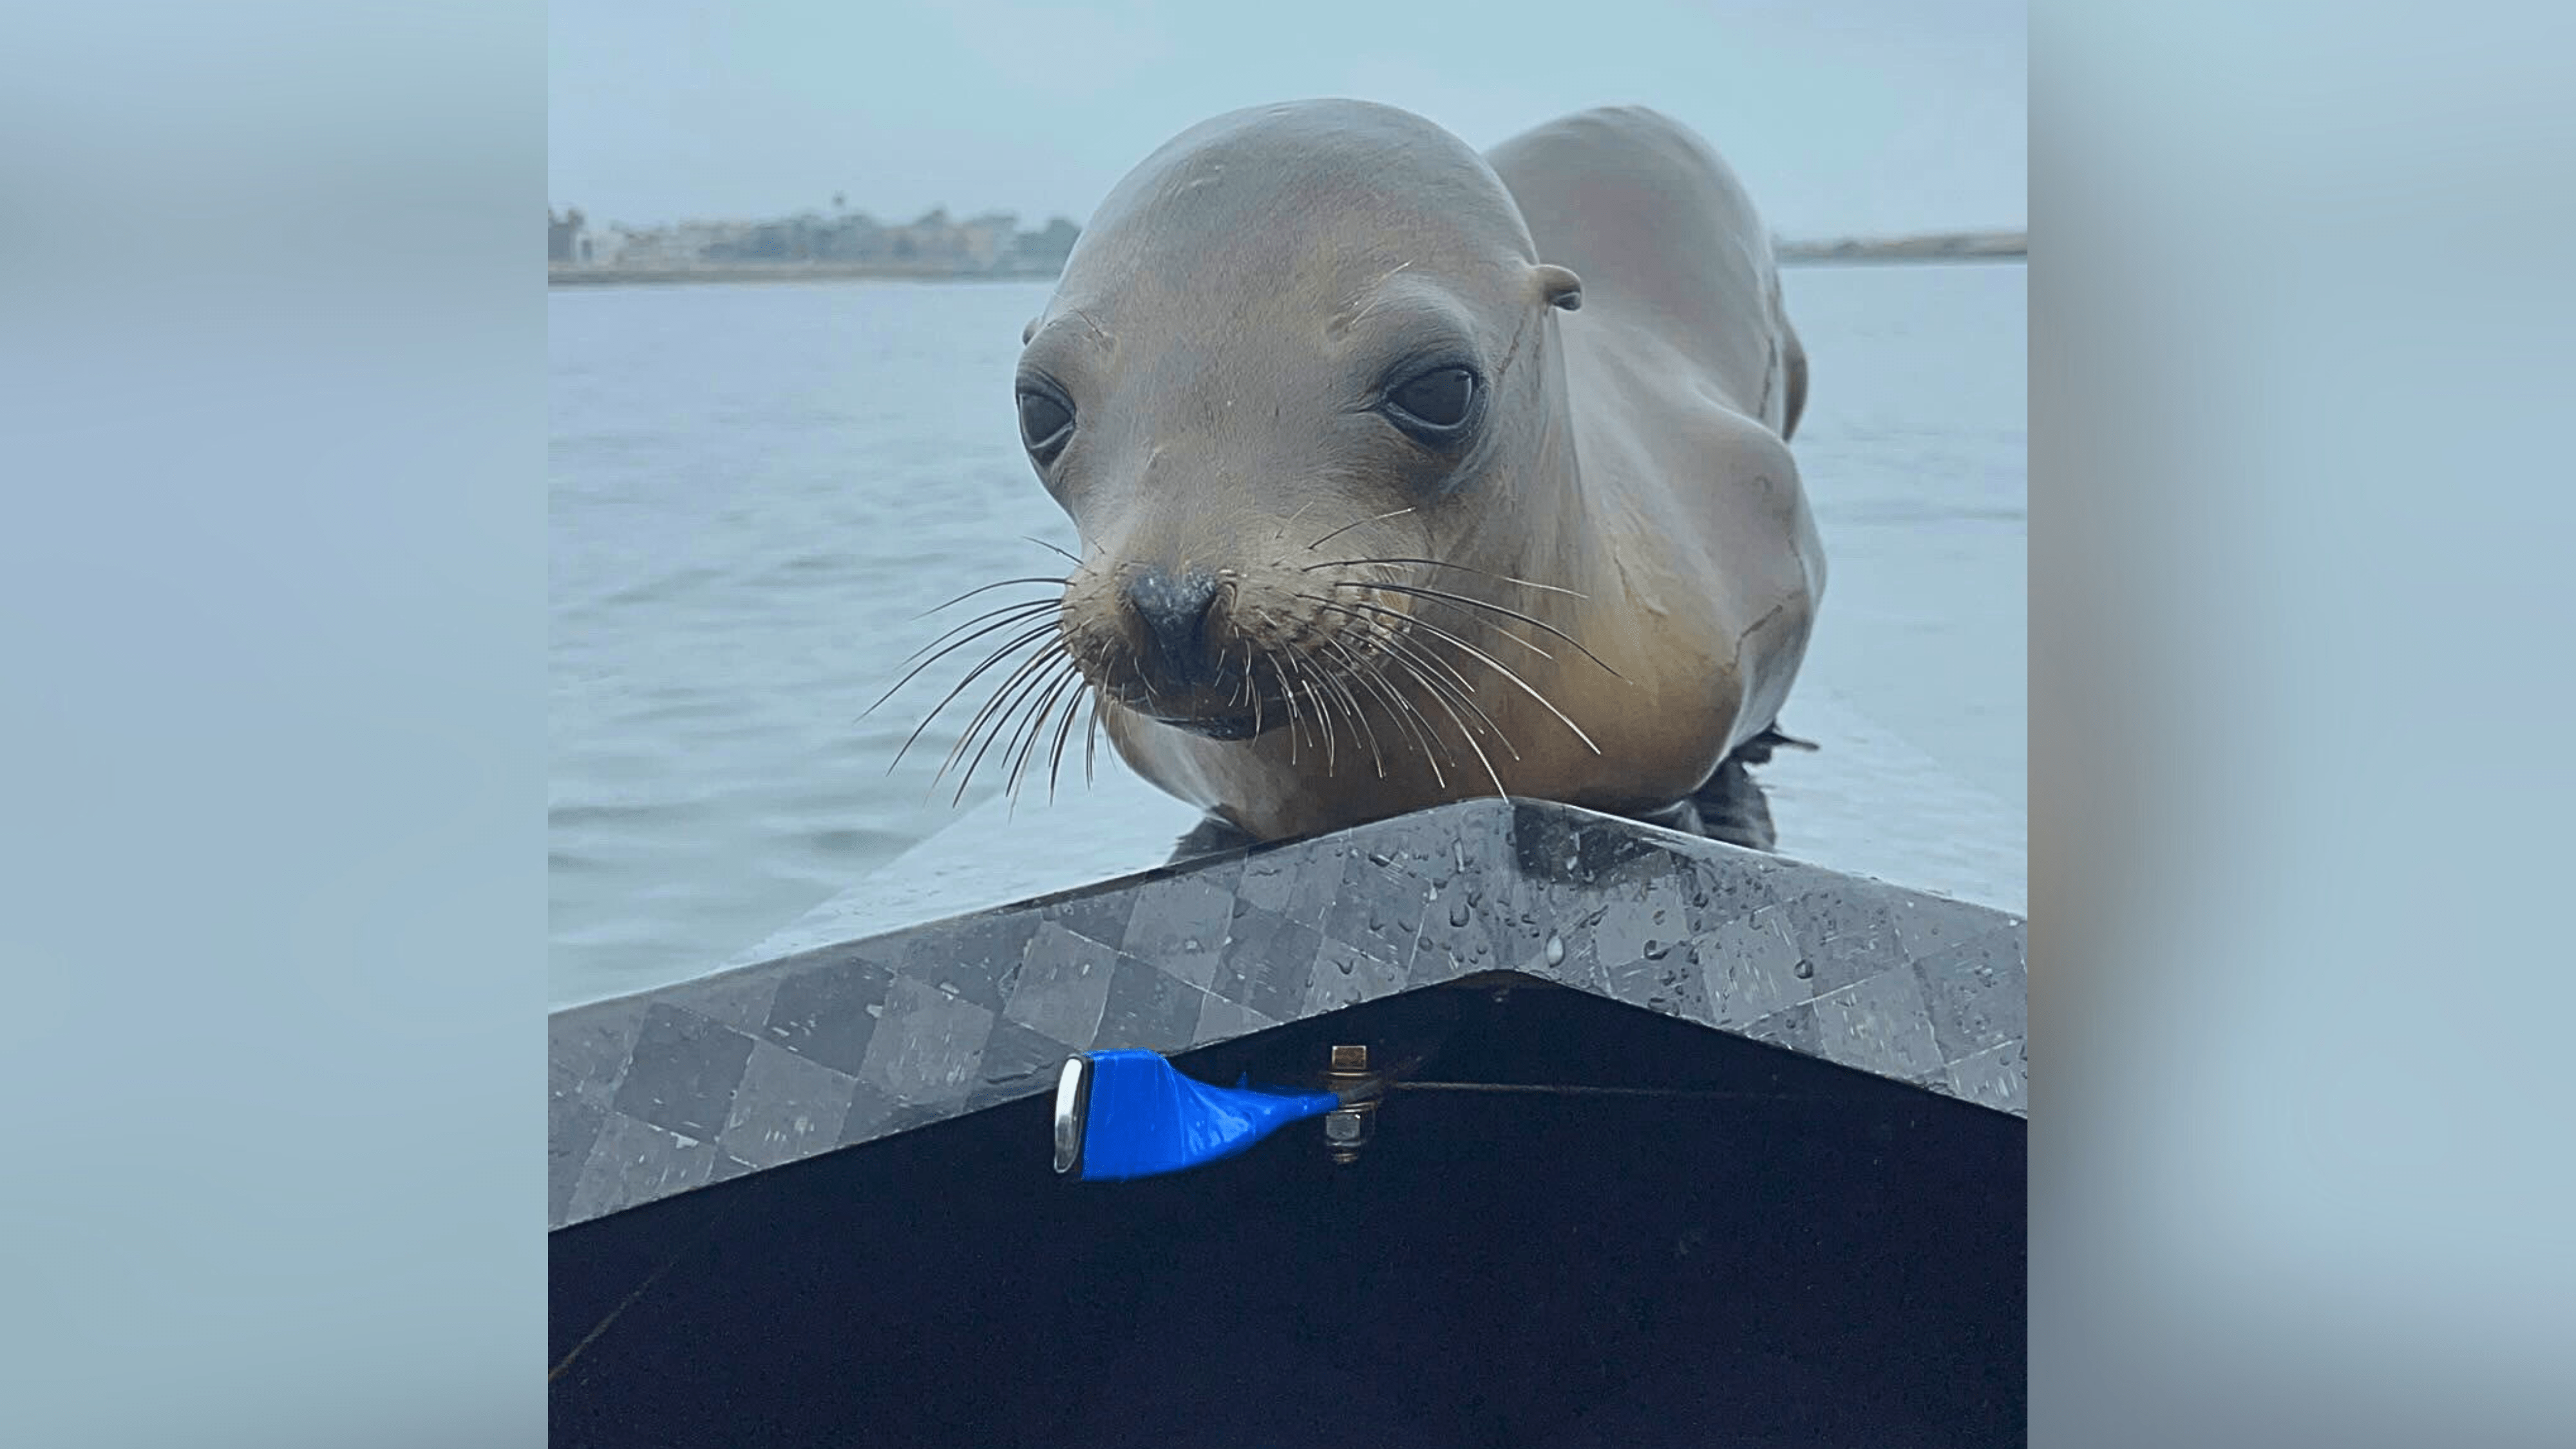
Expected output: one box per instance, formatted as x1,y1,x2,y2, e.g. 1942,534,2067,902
1783,231,2020,265
1776,231,2027,266
546,262,1063,289
548,230,2025,289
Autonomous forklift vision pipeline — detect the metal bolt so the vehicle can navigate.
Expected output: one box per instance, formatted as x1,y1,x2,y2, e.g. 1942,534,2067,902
1324,1043,1374,1164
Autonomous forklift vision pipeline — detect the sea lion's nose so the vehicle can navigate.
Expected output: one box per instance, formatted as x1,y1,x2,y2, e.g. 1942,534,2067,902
1124,567,1223,688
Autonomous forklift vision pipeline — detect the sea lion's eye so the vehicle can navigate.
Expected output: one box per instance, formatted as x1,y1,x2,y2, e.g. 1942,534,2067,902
1384,366,1477,437
1018,389,1074,461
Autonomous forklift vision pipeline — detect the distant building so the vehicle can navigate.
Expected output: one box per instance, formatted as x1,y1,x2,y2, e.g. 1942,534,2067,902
547,208,589,265
1012,217,1081,272
959,211,1019,269
831,214,888,260
611,220,757,267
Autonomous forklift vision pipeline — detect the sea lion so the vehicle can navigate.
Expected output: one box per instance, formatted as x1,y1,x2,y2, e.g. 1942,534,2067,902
999,100,1824,851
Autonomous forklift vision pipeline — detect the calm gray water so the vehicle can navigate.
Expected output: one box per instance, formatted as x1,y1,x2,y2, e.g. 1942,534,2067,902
551,264,2025,1006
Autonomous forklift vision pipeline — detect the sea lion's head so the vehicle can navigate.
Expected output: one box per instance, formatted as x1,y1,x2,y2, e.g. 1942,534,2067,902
1017,100,1583,741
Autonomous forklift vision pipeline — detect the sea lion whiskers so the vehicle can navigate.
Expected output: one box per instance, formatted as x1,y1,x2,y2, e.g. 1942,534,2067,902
1316,635,1414,782
1321,652,1383,778
1280,644,1332,768
1002,648,1088,794
992,660,1081,814
1271,649,1320,771
1313,589,1590,753
865,602,1060,728
1001,656,1088,812
1300,555,1587,599
1278,646,1352,776
1301,641,1387,779
956,630,1102,813
893,596,1063,672
1287,651,1338,773
1367,595,1558,663
1302,596,1519,762
1307,563,1624,680
865,571,1068,722
1347,578,1625,681
1315,612,1458,784
1379,645,1510,799
1264,652,1307,765
912,575,1069,621
1302,506,1416,554
1293,515,1622,703
1271,498,1321,545
1336,614,1519,797
1217,578,1250,708
998,660,1073,805
939,639,1077,805
879,619,1061,769
1041,665,1092,804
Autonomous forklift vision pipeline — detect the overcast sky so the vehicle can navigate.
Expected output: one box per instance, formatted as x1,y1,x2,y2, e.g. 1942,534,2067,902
549,0,2023,239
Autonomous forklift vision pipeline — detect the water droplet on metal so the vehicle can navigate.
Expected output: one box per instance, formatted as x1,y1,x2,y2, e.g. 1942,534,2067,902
1544,934,1566,966
1793,958,1814,980
1449,900,1471,927
1644,940,1669,960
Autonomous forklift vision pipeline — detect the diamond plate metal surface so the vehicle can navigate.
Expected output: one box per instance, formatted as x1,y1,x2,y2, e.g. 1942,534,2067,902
548,798,2027,1229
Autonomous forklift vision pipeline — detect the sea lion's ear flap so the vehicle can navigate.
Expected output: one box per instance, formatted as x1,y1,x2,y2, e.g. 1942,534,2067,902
1533,263,1583,312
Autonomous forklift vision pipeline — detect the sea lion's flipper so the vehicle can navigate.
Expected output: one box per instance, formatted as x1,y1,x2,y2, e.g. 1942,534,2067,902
1779,318,1808,440
1685,721,1817,851
1687,753,1779,852
1169,813,1260,866
1726,723,1821,768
